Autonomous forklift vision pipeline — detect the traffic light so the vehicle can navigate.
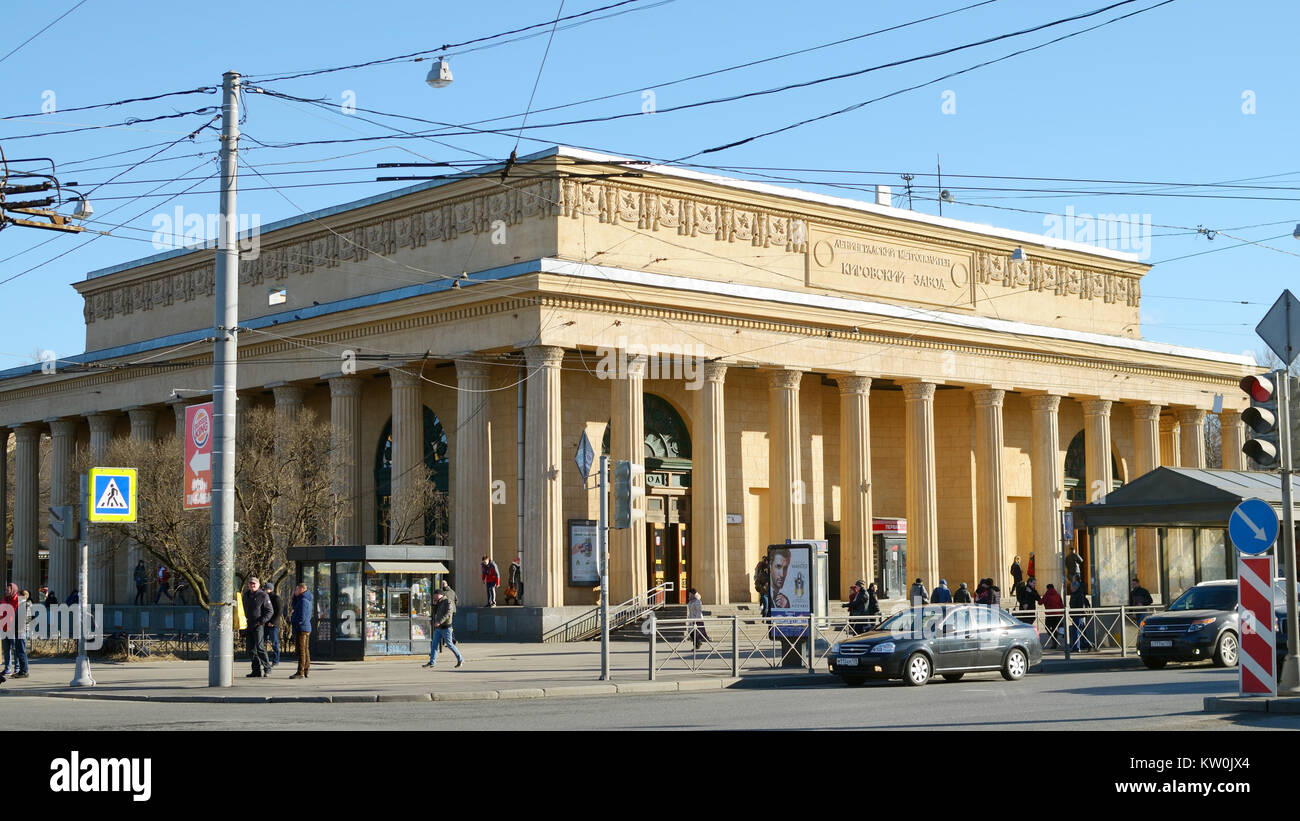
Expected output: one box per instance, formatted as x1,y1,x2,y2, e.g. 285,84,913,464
47,505,78,541
1242,374,1280,467
612,460,645,529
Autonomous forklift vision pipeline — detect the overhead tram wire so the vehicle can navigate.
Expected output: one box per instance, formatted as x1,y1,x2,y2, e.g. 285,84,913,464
0,0,90,65
509,0,569,158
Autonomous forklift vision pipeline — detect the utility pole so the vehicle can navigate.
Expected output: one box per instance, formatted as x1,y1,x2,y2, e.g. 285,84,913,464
209,71,241,688
1278,366,1299,693
599,454,610,680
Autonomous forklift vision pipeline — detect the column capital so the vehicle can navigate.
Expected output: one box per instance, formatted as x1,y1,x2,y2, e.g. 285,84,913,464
971,388,1005,408
524,345,565,369
1158,414,1181,433
455,360,492,381
836,375,871,395
1220,408,1242,422
1028,394,1062,413
767,368,803,391
14,423,43,442
86,413,117,434
127,406,157,423
47,418,79,438
1131,402,1162,423
1081,398,1113,417
901,381,936,402
385,365,424,389
701,361,728,383
272,384,305,404
1175,407,1207,426
328,375,364,397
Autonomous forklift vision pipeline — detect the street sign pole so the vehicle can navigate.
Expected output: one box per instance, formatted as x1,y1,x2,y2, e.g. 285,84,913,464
1279,368,1300,693
70,474,94,688
599,454,611,681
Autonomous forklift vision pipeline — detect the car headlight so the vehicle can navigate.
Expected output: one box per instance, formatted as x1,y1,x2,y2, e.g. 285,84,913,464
871,642,895,653
1187,617,1216,632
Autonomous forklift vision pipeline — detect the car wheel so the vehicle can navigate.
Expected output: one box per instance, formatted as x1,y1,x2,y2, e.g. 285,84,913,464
903,652,931,686
842,676,867,688
1213,631,1238,668
942,672,964,682
1142,657,1168,670
1001,647,1028,681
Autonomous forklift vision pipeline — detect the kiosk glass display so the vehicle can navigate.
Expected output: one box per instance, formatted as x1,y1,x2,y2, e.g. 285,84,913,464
337,562,363,641
314,563,332,641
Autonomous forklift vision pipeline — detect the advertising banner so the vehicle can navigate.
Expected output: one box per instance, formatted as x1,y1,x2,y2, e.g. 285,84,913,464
768,543,811,638
184,402,214,510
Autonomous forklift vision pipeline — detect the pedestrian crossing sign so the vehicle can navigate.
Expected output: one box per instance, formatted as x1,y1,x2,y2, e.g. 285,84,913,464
88,467,137,523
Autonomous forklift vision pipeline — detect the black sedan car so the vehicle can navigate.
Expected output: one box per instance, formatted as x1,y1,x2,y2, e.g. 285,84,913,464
828,604,1043,686
1137,578,1294,670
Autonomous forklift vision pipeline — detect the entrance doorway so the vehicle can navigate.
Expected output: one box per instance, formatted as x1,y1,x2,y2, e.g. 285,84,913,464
646,492,690,603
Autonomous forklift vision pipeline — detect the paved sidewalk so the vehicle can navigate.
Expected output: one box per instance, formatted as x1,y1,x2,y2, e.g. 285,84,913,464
0,643,1143,704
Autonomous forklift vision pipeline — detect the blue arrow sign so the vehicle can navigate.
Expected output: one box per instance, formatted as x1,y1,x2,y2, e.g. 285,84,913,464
1229,497,1278,555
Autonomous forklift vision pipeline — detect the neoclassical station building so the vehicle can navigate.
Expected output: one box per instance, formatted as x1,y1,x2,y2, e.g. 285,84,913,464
0,147,1257,622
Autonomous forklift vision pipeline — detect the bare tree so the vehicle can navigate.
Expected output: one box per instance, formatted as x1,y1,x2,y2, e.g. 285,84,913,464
384,467,449,546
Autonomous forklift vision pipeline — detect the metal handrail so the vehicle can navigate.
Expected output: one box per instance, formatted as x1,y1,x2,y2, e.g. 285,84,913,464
541,581,675,643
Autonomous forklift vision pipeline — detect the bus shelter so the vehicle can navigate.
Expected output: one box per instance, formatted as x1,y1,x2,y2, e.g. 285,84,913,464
288,544,452,659
1074,467,1300,606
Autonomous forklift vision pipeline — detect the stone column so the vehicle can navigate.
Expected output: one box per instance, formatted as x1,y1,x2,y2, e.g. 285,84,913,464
1030,395,1065,588
328,376,364,545
124,408,157,603
455,362,493,604
768,369,804,544
837,376,873,590
46,419,78,603
1083,399,1114,504
271,386,305,563
1221,409,1245,471
903,382,939,587
524,346,564,607
272,385,304,422
1132,403,1162,599
973,389,1007,589
1159,416,1181,467
610,354,648,602
169,400,189,439
12,425,42,592
87,413,117,602
693,362,729,605
1177,408,1207,469
388,367,424,544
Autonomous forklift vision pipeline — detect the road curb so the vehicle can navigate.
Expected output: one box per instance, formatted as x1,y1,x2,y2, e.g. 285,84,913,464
1203,695,1300,714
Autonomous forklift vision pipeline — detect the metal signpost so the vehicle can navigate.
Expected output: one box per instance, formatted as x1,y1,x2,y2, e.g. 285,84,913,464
1255,290,1300,694
575,430,610,680
75,466,138,687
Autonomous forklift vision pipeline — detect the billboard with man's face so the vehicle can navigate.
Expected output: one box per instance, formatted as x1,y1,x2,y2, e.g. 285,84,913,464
768,543,811,619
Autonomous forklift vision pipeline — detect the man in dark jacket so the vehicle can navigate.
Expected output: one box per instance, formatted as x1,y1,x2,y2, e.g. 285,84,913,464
1129,578,1154,607
508,557,524,605
953,582,973,603
931,579,953,603
1068,581,1092,651
1016,577,1042,624
243,577,273,678
423,590,464,669
264,583,283,669
289,583,313,680
908,578,929,606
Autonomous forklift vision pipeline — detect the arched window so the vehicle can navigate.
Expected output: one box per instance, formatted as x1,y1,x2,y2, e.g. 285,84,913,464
600,393,692,468
1064,430,1122,504
375,407,449,543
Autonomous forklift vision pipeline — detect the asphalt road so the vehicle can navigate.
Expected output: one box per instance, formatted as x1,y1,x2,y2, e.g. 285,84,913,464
3,664,1293,731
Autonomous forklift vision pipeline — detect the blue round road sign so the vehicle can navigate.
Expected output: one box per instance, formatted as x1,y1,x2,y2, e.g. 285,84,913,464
1229,497,1279,555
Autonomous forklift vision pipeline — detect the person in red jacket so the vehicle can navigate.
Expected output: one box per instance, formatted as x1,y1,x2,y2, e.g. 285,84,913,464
481,556,501,607
1041,583,1064,650
1,583,27,678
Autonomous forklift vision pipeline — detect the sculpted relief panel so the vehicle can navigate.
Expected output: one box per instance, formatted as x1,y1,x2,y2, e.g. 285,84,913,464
79,176,1139,326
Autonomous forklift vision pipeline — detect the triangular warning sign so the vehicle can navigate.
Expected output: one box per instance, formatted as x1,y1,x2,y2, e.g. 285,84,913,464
96,478,129,510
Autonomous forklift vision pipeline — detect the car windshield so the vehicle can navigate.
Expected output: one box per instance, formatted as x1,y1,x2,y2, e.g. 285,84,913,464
1273,580,1299,607
1167,585,1236,612
876,606,948,634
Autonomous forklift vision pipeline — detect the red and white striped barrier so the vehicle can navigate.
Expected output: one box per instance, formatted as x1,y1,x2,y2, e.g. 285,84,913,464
1238,555,1277,697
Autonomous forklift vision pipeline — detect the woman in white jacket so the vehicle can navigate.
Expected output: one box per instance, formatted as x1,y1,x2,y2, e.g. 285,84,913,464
687,588,709,650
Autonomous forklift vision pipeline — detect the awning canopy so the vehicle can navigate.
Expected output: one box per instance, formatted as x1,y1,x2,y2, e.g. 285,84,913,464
1074,467,1300,528
364,561,449,575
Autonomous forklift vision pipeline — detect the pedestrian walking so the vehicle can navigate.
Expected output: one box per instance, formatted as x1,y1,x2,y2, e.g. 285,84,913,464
846,580,873,633
423,590,464,669
1,584,29,679
1016,577,1041,625
1041,583,1064,649
1064,548,1083,587
754,557,772,617
174,576,191,605
1010,555,1024,600
1129,578,1153,607
507,556,523,605
687,588,710,649
264,582,283,669
1069,581,1092,651
909,577,929,606
438,580,459,645
133,561,148,605
289,583,313,679
931,579,953,603
1027,552,1036,580
44,588,58,607
242,577,273,678
953,582,973,603
154,564,174,605
864,582,881,617
481,556,500,607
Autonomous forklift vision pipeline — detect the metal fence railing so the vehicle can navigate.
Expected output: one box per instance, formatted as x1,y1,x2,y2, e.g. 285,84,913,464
643,604,1167,679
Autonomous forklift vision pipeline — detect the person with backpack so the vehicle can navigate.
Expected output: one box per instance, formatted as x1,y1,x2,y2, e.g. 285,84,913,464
154,565,174,604
481,556,501,607
908,578,929,606
423,590,464,669
953,582,973,603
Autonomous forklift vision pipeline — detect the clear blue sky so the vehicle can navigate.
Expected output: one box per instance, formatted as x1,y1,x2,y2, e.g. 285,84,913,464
1,0,1296,367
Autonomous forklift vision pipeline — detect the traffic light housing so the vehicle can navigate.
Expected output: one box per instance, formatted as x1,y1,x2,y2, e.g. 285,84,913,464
47,504,78,541
1242,374,1280,467
612,460,645,529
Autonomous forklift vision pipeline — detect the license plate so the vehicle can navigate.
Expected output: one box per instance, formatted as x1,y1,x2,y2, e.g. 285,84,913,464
837,657,859,667
1152,640,1173,648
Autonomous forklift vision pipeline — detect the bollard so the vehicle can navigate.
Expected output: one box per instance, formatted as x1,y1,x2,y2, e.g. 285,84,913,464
1063,596,1071,661
648,613,656,681
731,615,739,678
807,613,815,673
